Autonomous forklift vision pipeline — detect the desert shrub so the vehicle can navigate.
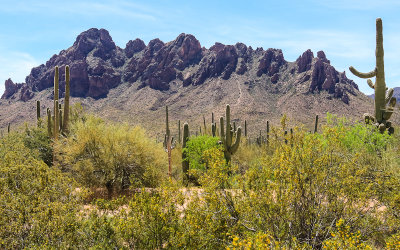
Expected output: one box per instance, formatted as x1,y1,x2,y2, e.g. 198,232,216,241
0,133,85,249
184,135,223,171
22,125,53,166
235,119,400,248
322,219,373,249
114,185,183,249
58,115,166,196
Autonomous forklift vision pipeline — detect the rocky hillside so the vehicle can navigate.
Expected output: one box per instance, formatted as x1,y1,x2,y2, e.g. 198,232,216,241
0,28,377,136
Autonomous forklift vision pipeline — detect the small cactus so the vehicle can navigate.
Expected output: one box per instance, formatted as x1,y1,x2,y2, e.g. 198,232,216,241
314,115,319,134
178,120,181,144
266,121,270,145
203,115,206,135
219,104,241,163
212,122,217,137
36,100,41,127
244,120,247,137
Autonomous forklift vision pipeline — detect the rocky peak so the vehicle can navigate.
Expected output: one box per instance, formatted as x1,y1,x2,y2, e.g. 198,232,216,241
296,49,314,73
1,79,19,99
317,50,330,63
308,50,357,104
257,48,286,77
125,38,146,58
73,28,115,53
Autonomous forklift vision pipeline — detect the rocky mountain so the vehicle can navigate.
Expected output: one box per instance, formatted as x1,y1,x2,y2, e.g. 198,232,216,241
0,28,378,136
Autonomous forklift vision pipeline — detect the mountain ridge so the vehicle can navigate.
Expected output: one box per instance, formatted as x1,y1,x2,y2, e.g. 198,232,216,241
0,28,379,136
2,28,358,103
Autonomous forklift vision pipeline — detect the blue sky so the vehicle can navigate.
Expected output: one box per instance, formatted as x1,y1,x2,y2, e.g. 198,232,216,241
0,0,399,95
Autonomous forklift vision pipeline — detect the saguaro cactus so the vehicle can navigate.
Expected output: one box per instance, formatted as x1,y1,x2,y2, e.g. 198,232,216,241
182,123,190,185
163,106,175,177
244,120,247,137
53,66,60,139
219,104,241,163
314,115,319,134
349,18,396,134
63,65,70,134
36,100,41,127
211,122,217,137
47,108,52,137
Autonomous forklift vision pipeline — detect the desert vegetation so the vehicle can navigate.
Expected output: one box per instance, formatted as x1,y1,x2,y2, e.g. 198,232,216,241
1,96,400,249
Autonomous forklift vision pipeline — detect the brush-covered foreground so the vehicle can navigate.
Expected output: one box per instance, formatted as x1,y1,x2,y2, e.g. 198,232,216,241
1,110,400,249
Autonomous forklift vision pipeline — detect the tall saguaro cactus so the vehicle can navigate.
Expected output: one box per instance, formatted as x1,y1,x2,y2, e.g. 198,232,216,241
36,100,41,127
163,106,175,178
349,18,396,134
219,104,242,163
182,123,190,185
53,66,60,139
47,108,52,137
63,65,70,134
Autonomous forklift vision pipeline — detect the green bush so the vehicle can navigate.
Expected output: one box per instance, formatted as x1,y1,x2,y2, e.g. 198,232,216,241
0,133,85,249
183,135,223,171
23,125,53,166
58,115,166,196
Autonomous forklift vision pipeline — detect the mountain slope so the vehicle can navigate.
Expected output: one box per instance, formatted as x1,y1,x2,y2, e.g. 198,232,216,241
0,28,380,136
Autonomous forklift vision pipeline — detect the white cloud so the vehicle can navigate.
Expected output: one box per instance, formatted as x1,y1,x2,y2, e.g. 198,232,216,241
0,51,39,95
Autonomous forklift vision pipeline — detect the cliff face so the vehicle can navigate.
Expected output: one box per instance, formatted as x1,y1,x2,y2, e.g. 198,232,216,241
2,28,358,104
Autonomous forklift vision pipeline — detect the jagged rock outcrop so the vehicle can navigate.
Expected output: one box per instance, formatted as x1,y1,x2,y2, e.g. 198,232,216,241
296,49,313,73
1,79,19,99
307,51,358,104
256,48,286,77
1,28,359,104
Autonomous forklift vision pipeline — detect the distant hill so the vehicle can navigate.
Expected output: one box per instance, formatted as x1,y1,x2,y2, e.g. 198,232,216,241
0,28,380,136
368,87,400,102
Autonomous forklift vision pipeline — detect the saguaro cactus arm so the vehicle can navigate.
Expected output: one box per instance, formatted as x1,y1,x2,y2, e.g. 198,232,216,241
349,66,376,79
385,88,394,104
230,127,242,154
367,79,375,89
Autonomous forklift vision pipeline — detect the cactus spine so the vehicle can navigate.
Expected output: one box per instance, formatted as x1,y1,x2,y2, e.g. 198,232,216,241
182,123,189,185
219,104,241,163
349,18,396,134
63,65,70,134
